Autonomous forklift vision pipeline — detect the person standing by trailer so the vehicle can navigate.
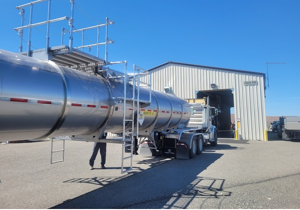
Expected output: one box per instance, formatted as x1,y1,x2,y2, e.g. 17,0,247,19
231,122,235,138
89,134,107,170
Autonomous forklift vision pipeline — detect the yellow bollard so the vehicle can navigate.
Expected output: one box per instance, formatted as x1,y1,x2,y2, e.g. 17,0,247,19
264,130,268,141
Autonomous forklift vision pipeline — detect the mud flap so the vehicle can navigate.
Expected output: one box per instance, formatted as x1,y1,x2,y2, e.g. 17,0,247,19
175,143,189,160
139,141,155,156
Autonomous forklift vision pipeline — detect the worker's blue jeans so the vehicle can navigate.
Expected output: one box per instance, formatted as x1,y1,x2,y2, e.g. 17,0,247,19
89,142,106,167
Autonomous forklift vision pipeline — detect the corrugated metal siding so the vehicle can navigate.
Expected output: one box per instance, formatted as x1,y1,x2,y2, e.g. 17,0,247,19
141,63,267,141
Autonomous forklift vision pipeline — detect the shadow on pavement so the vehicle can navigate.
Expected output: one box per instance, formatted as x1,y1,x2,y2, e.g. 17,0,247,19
218,139,248,144
51,152,230,209
267,131,281,141
204,142,245,152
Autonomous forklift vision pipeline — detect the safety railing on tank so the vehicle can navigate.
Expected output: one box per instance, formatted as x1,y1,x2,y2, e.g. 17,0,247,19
15,0,114,63
15,0,73,56
61,17,114,63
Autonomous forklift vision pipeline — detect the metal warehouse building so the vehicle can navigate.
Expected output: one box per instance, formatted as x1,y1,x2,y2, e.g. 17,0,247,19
142,61,267,141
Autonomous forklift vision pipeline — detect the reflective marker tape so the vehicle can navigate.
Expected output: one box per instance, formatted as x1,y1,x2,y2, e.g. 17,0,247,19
2,97,54,106
38,100,52,104
10,98,28,103
2,96,108,109
71,103,82,107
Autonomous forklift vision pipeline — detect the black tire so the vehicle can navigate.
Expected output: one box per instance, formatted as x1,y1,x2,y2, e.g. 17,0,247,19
277,132,282,138
196,136,203,155
189,137,197,158
210,130,218,146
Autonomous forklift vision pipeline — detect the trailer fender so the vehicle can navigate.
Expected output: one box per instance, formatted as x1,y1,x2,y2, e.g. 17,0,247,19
209,126,218,146
176,133,202,159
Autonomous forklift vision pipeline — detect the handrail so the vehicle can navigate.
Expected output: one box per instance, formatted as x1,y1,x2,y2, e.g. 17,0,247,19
15,0,114,61
16,0,47,9
14,17,69,31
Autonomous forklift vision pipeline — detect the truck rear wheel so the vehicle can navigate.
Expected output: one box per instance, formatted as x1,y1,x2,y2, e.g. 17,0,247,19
189,137,197,158
197,136,203,155
210,130,218,146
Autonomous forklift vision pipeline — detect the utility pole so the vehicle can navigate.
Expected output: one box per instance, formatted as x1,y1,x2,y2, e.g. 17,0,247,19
266,62,286,88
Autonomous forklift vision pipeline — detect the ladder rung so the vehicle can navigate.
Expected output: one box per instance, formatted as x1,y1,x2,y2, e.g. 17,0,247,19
121,167,132,174
52,149,64,153
125,119,133,122
125,107,135,109
52,139,65,141
122,155,132,160
189,121,203,124
51,160,64,164
124,144,132,147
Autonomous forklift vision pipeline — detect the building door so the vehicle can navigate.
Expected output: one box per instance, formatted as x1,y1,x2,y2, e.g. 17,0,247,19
196,89,234,138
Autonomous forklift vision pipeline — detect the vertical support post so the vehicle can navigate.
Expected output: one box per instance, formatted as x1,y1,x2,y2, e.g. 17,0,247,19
45,0,51,53
266,62,269,88
81,30,84,51
149,72,152,103
132,63,136,159
50,137,54,164
27,3,33,56
264,130,268,141
18,9,25,53
136,66,140,139
105,17,108,64
123,64,127,134
121,62,128,172
69,0,74,52
61,28,64,45
97,26,100,57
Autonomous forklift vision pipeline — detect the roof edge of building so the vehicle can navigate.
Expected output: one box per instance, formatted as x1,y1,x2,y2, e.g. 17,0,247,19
148,61,265,77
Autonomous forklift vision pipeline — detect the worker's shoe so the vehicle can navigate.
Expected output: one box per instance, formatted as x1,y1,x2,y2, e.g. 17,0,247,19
101,165,106,169
90,165,94,170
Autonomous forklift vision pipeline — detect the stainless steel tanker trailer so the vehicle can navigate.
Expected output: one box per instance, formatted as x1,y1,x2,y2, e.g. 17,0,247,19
0,49,218,162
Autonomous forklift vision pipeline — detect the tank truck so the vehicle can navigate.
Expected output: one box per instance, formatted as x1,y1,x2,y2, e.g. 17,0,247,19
0,49,218,162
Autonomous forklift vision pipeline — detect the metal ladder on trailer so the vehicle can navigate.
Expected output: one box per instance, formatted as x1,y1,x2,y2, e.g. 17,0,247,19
133,65,152,149
119,65,152,174
120,62,135,174
50,136,69,164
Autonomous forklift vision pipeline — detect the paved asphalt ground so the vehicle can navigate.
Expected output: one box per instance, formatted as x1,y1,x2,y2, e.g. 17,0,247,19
1,132,300,209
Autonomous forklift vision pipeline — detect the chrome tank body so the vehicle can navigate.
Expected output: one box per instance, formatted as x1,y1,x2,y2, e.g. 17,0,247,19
0,49,191,141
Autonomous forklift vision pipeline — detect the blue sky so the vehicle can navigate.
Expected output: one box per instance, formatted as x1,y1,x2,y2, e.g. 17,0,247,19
0,0,299,116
